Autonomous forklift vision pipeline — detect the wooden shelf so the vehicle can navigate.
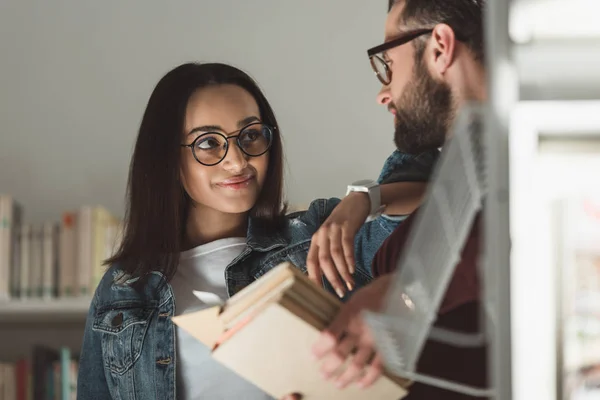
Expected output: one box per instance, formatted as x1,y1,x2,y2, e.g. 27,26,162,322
0,297,92,324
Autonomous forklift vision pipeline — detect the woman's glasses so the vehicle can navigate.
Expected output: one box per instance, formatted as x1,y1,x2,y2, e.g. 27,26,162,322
181,122,274,166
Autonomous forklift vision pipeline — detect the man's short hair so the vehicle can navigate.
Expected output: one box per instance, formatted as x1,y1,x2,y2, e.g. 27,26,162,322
388,0,485,63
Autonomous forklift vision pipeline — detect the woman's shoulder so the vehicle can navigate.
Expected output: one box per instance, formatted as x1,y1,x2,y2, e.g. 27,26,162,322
91,263,168,309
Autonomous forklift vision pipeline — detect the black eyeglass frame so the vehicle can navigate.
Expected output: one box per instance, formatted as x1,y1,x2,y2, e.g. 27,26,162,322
367,28,434,85
367,27,468,85
181,122,275,166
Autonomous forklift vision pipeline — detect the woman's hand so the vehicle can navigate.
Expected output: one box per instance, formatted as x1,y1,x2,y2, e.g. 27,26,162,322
305,181,426,298
306,192,371,297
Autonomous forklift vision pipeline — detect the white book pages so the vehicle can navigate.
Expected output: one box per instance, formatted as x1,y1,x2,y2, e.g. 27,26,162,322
364,104,488,391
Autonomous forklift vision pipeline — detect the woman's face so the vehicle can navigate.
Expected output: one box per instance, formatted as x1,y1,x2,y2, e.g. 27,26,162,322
180,84,269,215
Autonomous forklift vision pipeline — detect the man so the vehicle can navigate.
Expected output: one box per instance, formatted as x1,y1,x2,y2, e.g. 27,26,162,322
308,0,488,398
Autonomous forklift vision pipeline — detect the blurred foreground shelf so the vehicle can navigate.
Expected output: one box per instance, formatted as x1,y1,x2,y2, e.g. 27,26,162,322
0,297,92,324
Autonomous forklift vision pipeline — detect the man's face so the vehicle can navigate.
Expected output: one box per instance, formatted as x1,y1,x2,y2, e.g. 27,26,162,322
377,3,455,154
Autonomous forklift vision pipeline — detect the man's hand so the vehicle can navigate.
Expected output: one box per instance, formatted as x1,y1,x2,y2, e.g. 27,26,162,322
306,192,370,298
312,275,393,389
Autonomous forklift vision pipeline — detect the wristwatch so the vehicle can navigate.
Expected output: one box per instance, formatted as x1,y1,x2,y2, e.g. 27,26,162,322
346,179,384,221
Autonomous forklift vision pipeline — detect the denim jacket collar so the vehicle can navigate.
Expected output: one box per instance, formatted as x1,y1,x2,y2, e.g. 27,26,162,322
245,217,289,251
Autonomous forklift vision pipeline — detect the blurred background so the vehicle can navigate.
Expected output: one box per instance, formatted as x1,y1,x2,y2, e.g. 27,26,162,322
0,0,599,399
0,0,396,223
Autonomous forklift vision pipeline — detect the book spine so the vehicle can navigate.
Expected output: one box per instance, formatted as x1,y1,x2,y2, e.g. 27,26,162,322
42,222,58,299
10,202,23,298
0,195,13,300
29,225,43,298
59,213,76,297
76,207,93,296
19,224,31,298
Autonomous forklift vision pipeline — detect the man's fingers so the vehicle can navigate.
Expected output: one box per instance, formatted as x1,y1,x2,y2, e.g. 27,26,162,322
326,305,352,341
312,304,352,357
320,334,357,380
335,344,374,389
358,353,384,389
306,239,322,286
328,226,354,291
312,329,338,359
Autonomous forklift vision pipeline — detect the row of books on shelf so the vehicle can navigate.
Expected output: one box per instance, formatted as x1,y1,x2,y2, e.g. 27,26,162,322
0,345,77,400
0,195,123,301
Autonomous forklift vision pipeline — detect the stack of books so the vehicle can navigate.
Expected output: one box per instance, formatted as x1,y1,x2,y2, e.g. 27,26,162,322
173,262,410,399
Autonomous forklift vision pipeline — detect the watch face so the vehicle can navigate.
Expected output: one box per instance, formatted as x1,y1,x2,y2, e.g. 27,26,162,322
352,179,376,187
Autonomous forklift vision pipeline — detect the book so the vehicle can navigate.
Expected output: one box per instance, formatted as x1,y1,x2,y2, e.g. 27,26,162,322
0,345,79,400
0,195,23,300
172,262,410,400
0,196,123,301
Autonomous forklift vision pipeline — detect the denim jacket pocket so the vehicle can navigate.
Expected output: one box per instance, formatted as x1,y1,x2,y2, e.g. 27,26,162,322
254,240,311,279
92,302,155,375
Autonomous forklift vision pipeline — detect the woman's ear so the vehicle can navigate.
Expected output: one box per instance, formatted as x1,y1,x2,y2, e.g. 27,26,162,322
427,23,457,76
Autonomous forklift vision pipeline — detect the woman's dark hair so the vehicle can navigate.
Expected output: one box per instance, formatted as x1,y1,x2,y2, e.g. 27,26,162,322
106,62,286,284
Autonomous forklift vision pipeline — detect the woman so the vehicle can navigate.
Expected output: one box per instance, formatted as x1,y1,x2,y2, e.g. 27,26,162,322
77,62,431,399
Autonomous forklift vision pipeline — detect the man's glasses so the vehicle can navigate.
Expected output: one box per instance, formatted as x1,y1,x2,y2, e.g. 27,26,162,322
367,28,434,85
181,122,274,166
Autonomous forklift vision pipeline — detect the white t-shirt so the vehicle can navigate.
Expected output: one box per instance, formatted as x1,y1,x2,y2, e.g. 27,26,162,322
171,237,273,400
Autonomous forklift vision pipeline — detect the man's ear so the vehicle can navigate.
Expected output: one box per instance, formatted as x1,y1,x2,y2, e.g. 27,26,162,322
427,23,457,76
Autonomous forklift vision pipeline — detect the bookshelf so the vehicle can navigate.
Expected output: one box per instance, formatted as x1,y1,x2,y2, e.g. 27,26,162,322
0,199,121,399
0,298,90,365
0,297,91,323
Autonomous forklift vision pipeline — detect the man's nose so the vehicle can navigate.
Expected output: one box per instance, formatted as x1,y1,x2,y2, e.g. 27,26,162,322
377,85,392,106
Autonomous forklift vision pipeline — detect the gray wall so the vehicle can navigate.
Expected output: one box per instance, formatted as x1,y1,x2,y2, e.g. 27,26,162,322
0,0,396,222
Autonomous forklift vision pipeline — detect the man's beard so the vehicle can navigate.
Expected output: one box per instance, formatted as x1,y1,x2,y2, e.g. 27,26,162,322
392,58,455,154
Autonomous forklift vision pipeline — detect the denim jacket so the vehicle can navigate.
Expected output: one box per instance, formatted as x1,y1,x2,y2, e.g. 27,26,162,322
77,151,437,399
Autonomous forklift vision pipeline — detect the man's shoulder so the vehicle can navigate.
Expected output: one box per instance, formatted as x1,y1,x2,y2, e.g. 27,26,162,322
379,150,440,184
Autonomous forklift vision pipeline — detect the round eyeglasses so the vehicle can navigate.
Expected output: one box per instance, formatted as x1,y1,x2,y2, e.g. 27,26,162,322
181,122,274,166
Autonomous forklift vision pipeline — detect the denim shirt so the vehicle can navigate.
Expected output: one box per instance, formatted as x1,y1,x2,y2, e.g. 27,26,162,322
77,151,436,399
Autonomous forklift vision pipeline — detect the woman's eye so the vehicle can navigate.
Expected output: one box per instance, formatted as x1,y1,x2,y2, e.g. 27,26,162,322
242,130,260,141
196,137,221,150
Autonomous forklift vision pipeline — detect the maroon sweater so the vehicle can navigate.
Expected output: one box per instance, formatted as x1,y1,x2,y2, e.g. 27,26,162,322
373,211,488,399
